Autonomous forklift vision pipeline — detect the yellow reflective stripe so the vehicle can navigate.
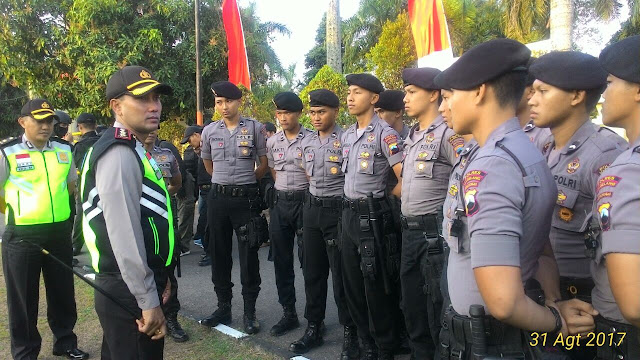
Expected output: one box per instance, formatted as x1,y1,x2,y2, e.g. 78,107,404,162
129,82,160,96
127,79,159,90
31,109,55,115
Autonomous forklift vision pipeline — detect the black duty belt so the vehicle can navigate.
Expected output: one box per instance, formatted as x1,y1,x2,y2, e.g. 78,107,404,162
594,315,640,360
213,183,259,197
275,189,306,202
342,196,389,213
401,214,439,235
306,193,342,209
559,276,594,301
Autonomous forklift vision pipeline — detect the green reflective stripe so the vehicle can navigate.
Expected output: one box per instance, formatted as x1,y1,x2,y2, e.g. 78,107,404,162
149,217,159,254
80,148,101,272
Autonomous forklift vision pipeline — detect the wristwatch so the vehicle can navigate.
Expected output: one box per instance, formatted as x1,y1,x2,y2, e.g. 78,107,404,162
547,305,563,335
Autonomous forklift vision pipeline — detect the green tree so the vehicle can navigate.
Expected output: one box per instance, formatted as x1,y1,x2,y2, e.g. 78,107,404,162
501,0,549,43
303,14,328,84
366,12,417,89
298,65,350,129
0,78,27,138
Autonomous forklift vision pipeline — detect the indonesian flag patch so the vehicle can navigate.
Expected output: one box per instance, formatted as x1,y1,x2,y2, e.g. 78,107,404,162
15,153,34,172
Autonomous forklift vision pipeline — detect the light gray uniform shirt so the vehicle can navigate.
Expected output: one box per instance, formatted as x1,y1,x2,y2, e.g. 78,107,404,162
301,125,345,197
401,116,461,216
341,115,403,199
386,124,411,194
543,121,626,279
200,117,267,185
592,138,640,324
443,118,556,316
523,120,552,153
267,126,313,191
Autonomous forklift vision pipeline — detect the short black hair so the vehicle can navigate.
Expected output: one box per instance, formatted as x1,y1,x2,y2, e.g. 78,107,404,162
584,86,605,112
486,71,527,110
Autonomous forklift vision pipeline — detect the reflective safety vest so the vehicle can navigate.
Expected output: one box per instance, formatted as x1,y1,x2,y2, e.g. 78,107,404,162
80,127,175,273
1,138,72,225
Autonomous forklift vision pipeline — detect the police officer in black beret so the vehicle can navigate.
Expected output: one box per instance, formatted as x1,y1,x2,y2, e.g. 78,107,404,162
517,58,551,152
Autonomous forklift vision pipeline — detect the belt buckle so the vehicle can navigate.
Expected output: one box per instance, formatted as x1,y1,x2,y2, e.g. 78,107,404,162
232,188,238,196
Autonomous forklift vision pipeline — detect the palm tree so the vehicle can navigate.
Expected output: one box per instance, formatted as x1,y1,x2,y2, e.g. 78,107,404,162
327,0,342,72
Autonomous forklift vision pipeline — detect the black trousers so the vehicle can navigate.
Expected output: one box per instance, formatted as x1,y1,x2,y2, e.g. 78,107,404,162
162,262,180,316
71,195,84,251
176,175,196,253
2,223,78,360
195,186,210,246
95,271,167,360
341,207,397,351
269,196,304,306
302,198,353,326
400,228,440,359
208,189,261,304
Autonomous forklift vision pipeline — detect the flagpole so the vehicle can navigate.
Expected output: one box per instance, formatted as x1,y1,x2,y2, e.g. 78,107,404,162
195,0,203,126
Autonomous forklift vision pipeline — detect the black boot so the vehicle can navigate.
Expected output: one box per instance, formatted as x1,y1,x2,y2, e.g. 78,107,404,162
340,325,360,360
166,313,189,342
289,321,324,354
198,254,212,266
270,304,299,336
200,302,231,327
243,299,260,334
361,340,378,360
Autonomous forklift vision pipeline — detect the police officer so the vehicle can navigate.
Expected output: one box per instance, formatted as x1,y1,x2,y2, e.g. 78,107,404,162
80,66,174,358
53,110,74,143
289,89,358,357
200,81,269,334
518,58,551,152
266,91,312,336
1,99,88,360
340,73,403,359
71,113,100,255
400,67,460,359
435,39,564,359
375,90,410,140
591,35,640,359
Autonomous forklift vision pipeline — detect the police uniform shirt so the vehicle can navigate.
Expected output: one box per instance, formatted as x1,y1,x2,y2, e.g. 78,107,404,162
401,115,462,216
150,146,180,182
341,115,403,199
398,124,410,143
386,123,411,194
543,121,626,279
301,124,345,197
266,126,313,191
523,120,552,153
443,118,556,316
200,117,267,186
592,138,640,324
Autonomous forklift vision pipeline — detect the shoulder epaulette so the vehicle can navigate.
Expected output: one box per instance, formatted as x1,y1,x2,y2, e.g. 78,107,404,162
0,136,19,148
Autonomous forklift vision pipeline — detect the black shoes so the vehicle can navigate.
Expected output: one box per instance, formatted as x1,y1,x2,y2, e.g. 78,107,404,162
52,348,89,359
243,312,261,334
166,314,189,342
198,254,212,266
341,325,360,359
270,304,299,336
289,321,324,354
200,302,232,327
361,341,378,360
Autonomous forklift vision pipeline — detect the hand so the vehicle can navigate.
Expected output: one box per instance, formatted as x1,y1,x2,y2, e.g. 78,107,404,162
556,298,598,335
136,306,167,340
545,300,569,338
63,133,74,142
161,281,171,305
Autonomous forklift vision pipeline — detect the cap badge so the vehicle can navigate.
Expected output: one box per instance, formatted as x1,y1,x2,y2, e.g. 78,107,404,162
140,70,152,79
41,102,50,109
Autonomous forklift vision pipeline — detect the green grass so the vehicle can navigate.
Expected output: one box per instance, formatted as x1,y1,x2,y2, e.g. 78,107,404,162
0,244,279,360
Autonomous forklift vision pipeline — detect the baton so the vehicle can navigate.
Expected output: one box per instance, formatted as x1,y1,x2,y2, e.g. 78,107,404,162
470,304,488,360
366,192,392,295
20,240,140,319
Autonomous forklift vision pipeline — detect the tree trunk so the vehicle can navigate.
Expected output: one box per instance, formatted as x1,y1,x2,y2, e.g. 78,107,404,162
550,0,573,50
326,0,342,73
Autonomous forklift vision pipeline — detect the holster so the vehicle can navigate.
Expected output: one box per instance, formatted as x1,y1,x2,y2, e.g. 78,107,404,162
595,315,640,360
382,212,400,281
360,238,377,281
238,214,270,250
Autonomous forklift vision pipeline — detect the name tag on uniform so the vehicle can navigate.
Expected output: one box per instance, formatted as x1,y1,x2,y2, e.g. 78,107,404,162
145,152,163,180
236,135,253,140
15,154,34,172
56,152,69,164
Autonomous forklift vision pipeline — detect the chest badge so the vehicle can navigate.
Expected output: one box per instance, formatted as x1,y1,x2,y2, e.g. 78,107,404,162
240,141,249,146
360,151,371,159
567,158,580,174
241,128,249,135
330,166,339,174
218,142,224,148
367,134,375,142
418,152,428,160
360,160,369,169
416,162,427,171
56,152,69,164
425,133,435,143
333,141,341,149
558,207,574,222
329,155,339,162
15,153,35,172
557,191,567,205
241,148,249,156
448,184,458,197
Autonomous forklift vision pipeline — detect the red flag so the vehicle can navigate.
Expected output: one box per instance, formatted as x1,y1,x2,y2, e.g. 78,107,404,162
408,0,453,69
222,0,251,90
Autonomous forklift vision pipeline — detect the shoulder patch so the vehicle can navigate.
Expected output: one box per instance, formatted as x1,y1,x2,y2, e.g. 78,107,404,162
448,134,465,156
115,127,132,140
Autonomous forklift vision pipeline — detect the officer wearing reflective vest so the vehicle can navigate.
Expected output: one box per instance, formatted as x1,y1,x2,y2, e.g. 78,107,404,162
80,66,174,359
1,99,88,359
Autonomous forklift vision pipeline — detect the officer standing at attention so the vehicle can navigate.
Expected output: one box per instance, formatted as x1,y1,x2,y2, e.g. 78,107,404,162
80,66,175,359
1,99,88,360
266,91,312,336
199,81,269,334
592,35,640,358
400,67,460,359
517,58,551,152
340,73,403,360
290,89,358,358
434,39,563,359
375,90,410,140
528,52,626,352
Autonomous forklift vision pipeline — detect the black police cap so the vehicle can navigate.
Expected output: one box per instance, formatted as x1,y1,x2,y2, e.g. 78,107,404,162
434,38,530,90
273,92,303,112
309,89,340,108
106,66,172,101
375,90,405,111
180,125,203,144
529,51,607,90
599,35,640,84
211,81,243,100
346,73,384,94
21,98,58,121
76,113,97,124
402,67,441,90
54,110,72,125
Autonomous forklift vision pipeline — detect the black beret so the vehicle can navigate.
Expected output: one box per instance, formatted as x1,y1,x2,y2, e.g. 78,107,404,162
402,67,441,90
434,38,531,90
375,90,405,111
264,122,277,132
21,98,58,121
529,51,607,90
211,81,242,100
76,113,97,124
180,125,203,144
273,92,303,112
106,65,172,101
525,57,537,86
599,35,640,84
346,73,384,94
309,89,340,108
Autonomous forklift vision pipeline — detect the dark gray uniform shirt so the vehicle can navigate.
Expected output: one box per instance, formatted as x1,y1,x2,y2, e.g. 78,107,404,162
150,146,180,182
443,118,556,316
341,115,403,199
267,126,313,191
200,117,267,185
301,124,345,197
592,138,640,324
401,116,461,216
543,121,626,279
